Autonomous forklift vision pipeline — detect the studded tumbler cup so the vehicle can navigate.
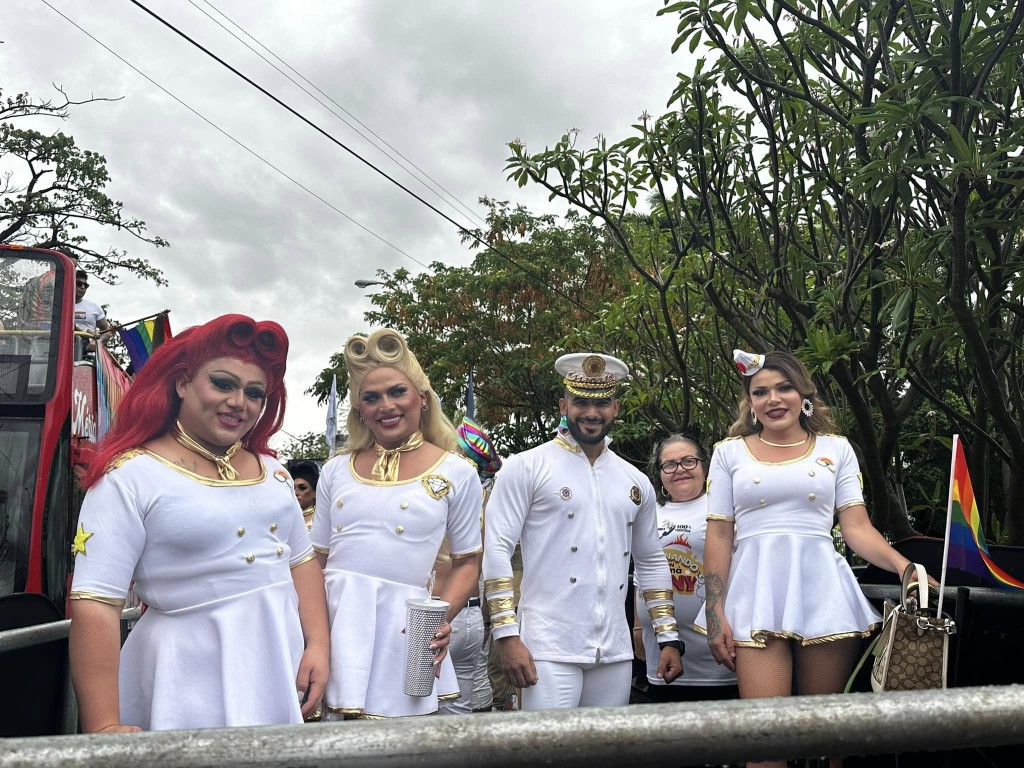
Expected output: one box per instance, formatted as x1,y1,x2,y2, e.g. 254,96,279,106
403,597,449,697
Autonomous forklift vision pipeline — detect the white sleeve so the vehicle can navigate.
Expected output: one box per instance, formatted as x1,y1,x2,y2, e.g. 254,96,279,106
706,442,736,521
482,453,531,639
834,438,866,511
69,472,147,605
631,482,680,643
446,459,483,558
309,457,336,554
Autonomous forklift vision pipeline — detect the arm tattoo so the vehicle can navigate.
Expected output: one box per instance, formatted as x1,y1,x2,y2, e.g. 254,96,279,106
705,573,725,642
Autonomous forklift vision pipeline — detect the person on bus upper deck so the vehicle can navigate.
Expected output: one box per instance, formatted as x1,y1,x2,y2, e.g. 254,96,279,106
68,314,329,732
73,269,112,353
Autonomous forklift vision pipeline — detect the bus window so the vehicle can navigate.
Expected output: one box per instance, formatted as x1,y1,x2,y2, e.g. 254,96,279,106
0,255,68,402
0,419,41,596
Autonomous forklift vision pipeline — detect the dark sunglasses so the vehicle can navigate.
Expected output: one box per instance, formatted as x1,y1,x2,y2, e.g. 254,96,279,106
76,280,89,286
659,457,701,473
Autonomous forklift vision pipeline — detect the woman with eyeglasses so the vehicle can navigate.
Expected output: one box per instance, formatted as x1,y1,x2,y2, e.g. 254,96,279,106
633,434,738,703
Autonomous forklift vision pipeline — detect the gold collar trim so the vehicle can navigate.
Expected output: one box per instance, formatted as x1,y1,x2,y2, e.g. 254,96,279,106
173,420,243,481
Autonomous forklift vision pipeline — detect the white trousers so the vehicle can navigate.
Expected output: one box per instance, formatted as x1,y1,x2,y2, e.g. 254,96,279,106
522,659,632,710
439,606,491,714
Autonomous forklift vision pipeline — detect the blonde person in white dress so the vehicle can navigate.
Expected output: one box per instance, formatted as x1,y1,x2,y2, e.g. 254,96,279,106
311,330,481,718
696,350,921,768
634,434,737,703
69,314,329,732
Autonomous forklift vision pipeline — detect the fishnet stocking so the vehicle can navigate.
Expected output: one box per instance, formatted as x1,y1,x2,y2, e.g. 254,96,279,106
794,637,861,696
734,637,862,768
736,638,792,768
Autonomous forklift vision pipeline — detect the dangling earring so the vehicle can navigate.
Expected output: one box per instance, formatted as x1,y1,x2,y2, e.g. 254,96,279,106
358,411,365,423
801,398,814,418
421,402,428,412
750,408,758,426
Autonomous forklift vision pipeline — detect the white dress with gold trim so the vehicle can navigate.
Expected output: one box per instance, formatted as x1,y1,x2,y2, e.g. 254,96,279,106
311,452,482,718
693,435,881,646
70,451,315,730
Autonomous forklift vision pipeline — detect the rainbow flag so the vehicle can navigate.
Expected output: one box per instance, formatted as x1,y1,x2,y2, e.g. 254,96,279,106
95,345,132,439
118,314,172,372
947,437,1024,589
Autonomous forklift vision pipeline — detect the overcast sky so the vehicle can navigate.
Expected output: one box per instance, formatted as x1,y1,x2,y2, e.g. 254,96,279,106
3,0,688,448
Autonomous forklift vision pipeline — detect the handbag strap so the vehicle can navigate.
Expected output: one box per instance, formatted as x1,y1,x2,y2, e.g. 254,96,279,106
843,632,882,694
901,562,929,612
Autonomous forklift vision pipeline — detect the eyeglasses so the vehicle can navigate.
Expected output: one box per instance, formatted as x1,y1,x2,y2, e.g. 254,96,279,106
659,457,700,473
76,280,89,286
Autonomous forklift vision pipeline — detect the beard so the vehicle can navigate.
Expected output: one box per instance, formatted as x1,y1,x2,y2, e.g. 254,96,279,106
567,417,613,446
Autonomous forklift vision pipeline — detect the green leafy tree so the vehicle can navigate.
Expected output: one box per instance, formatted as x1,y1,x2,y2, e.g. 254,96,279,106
278,431,330,462
1,87,167,284
504,0,1024,542
311,200,639,455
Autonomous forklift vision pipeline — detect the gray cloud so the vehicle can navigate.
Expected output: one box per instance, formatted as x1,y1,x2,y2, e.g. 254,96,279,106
3,0,686,444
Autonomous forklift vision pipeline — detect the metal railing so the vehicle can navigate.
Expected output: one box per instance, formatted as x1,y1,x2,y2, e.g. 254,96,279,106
0,685,1022,767
0,606,142,653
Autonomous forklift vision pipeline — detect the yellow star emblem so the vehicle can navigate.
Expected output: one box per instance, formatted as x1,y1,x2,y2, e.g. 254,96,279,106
72,523,94,557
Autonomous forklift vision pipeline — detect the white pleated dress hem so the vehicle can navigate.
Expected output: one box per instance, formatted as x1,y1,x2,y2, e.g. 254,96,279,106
118,579,305,730
322,569,459,718
694,532,881,647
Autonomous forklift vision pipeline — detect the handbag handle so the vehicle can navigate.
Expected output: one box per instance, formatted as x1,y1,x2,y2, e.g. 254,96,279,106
901,562,929,612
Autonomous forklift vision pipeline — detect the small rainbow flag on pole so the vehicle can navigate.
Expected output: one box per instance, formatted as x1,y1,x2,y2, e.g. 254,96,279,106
118,313,172,372
939,436,1024,607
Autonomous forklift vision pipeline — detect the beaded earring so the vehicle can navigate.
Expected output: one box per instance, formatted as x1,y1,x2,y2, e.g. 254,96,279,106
801,398,814,418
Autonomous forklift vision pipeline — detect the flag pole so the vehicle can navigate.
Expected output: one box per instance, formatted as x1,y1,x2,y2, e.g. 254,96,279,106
105,309,171,333
937,434,959,617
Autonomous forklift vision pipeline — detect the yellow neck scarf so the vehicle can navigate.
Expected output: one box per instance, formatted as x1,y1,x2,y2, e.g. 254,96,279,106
371,430,424,482
173,420,243,481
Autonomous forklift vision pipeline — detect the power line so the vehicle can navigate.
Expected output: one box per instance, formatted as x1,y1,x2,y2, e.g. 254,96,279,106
38,0,429,271
127,0,598,317
193,0,488,230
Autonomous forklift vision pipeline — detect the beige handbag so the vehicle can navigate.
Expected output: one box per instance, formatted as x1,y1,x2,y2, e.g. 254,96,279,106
870,563,957,692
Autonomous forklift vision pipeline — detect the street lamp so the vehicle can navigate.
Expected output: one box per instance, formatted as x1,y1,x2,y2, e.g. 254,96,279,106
354,279,385,289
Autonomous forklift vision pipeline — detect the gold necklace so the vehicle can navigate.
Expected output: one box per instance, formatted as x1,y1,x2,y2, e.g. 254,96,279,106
758,433,809,449
173,420,243,480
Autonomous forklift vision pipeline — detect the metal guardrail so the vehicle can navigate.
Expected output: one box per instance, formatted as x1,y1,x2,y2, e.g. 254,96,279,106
859,584,1024,607
0,606,143,653
0,685,1021,767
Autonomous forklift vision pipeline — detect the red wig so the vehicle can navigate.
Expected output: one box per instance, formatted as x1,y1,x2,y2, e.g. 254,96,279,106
83,314,289,488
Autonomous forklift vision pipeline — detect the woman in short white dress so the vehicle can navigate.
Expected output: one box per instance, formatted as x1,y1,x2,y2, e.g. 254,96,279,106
312,330,481,718
69,315,329,732
695,350,919,768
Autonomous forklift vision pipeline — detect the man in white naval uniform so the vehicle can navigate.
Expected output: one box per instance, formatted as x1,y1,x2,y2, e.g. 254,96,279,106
484,353,683,709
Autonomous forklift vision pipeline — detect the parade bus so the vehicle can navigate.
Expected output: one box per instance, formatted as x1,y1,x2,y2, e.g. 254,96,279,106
0,243,124,736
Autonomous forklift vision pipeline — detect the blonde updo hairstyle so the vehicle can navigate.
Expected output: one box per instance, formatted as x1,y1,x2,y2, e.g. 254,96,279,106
727,350,837,438
341,329,460,455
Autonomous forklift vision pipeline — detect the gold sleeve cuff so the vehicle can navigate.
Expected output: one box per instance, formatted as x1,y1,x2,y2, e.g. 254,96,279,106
485,577,513,594
312,544,330,554
450,547,483,560
642,589,673,602
648,604,675,619
491,614,517,628
487,596,515,613
836,501,863,513
69,591,126,608
290,552,318,569
706,514,735,522
655,621,679,635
